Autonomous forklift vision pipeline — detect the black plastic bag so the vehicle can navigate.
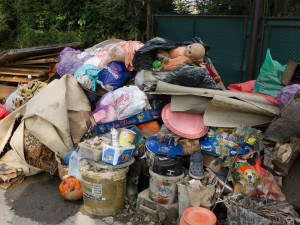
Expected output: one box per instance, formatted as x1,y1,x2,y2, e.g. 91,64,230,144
132,37,210,71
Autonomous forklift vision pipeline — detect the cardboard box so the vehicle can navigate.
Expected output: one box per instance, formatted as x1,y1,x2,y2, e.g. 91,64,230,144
94,109,161,135
281,60,300,86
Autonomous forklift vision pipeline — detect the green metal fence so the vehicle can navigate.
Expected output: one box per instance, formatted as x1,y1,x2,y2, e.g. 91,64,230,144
153,15,300,87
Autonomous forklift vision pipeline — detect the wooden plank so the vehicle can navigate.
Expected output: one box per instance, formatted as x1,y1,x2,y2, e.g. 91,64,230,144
0,75,47,83
4,57,60,66
0,42,80,63
0,85,17,98
11,64,51,69
264,91,300,142
0,69,46,77
0,67,48,73
20,52,59,60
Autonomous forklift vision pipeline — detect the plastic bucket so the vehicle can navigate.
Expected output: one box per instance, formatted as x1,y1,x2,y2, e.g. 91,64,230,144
149,168,184,204
179,207,217,225
80,166,128,216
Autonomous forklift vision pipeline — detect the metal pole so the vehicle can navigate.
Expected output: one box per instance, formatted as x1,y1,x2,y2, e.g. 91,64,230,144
245,0,263,81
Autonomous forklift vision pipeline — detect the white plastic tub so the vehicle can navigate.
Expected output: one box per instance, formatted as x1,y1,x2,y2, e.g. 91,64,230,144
78,143,102,161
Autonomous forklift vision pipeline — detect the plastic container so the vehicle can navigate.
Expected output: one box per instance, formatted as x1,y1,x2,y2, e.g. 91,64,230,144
118,128,136,148
145,136,183,167
78,144,102,161
149,168,184,204
179,207,217,225
80,166,128,216
102,143,134,165
137,121,161,138
162,103,209,139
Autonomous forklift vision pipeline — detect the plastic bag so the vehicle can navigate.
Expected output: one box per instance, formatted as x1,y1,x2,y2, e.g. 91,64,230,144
132,37,210,71
142,66,220,92
129,126,145,157
228,80,277,104
92,91,118,124
74,64,101,91
84,43,117,68
98,62,134,91
233,158,286,201
134,70,146,90
55,47,92,76
4,86,24,113
200,128,256,157
277,84,300,109
68,151,84,181
113,85,147,120
253,49,286,97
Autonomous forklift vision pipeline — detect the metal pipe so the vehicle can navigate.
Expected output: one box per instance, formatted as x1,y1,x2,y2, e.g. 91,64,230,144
245,0,263,81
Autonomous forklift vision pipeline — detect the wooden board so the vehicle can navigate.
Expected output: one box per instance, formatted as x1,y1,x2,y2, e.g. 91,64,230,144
3,57,60,66
0,67,48,73
0,42,80,63
11,64,51,69
20,52,59,60
0,69,47,77
264,91,300,142
0,85,17,98
0,75,47,83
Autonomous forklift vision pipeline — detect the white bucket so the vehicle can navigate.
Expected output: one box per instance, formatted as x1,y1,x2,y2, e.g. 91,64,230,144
149,168,184,204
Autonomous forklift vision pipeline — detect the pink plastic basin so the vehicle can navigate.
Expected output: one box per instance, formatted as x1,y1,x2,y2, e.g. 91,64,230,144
162,103,209,139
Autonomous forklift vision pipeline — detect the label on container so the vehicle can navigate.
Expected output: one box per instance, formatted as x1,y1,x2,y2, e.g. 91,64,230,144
92,184,103,197
83,192,106,201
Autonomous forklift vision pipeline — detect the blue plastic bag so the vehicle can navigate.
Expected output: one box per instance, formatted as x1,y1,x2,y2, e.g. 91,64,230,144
200,129,254,157
98,62,134,91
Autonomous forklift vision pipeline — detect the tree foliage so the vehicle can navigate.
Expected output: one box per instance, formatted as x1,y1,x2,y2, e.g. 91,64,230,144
0,0,298,49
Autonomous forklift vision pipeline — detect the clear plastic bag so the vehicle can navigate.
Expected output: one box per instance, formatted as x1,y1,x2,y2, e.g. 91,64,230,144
4,85,25,113
68,151,84,181
113,85,147,120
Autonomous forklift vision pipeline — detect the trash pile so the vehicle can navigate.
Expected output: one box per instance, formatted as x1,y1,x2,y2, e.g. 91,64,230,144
0,37,299,225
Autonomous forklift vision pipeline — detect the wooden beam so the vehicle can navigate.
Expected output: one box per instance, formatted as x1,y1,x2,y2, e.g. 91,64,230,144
0,67,48,73
3,57,60,66
20,52,60,60
0,69,47,77
0,75,47,83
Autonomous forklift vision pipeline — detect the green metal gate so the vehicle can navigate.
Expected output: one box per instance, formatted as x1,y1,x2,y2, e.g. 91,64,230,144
153,15,300,87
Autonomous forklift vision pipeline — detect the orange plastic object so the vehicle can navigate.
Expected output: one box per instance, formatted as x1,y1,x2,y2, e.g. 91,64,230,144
137,121,161,138
59,177,83,201
179,207,217,225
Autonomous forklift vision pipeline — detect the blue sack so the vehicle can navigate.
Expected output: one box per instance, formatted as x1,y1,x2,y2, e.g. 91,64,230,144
98,62,134,91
